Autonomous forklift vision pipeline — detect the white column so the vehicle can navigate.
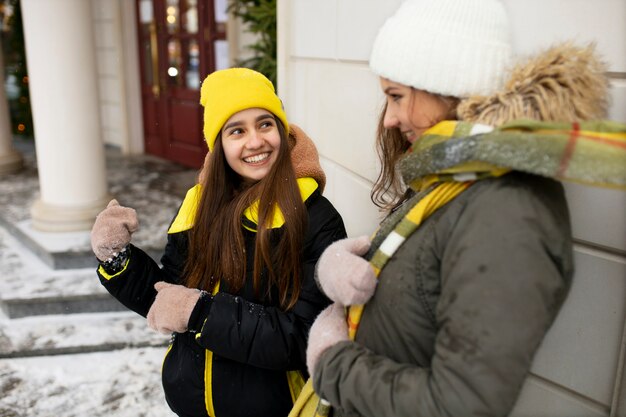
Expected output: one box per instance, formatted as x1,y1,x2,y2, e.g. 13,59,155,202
0,38,23,175
21,0,110,232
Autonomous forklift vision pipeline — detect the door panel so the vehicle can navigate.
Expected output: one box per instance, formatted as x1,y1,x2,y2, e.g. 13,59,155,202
169,100,202,145
136,0,227,168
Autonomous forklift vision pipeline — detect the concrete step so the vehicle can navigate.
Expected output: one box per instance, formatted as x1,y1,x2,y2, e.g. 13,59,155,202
0,311,169,358
0,263,127,319
0,217,165,270
1,291,128,319
0,225,130,318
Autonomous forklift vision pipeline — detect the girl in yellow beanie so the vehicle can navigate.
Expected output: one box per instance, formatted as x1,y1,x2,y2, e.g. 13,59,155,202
90,68,346,417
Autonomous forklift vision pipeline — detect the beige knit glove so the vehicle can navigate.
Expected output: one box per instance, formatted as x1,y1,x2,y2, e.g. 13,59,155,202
147,282,202,334
90,199,139,262
316,236,377,306
306,303,349,378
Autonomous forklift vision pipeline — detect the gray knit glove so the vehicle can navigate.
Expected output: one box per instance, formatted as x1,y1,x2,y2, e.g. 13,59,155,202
306,303,349,378
90,199,139,262
316,236,377,306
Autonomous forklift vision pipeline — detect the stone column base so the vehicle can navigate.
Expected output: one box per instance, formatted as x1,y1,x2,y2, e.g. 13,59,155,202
30,194,113,232
0,150,24,175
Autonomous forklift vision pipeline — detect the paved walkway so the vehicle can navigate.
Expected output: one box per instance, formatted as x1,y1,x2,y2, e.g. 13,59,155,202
0,141,197,416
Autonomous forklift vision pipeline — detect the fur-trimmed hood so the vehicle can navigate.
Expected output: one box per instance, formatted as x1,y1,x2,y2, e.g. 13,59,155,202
457,43,610,125
398,43,626,192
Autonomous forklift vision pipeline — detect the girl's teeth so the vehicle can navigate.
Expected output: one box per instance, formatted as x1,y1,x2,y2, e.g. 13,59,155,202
244,153,269,163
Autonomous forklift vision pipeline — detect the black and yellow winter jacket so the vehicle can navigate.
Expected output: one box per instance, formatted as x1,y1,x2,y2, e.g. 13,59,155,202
97,127,347,417
97,183,345,417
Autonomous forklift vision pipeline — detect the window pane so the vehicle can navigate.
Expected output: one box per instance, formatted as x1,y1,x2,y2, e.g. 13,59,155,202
167,39,182,86
186,39,200,89
139,0,154,24
166,0,179,34
142,39,153,85
183,0,198,34
139,0,154,37
214,0,228,23
140,1,156,89
214,40,229,71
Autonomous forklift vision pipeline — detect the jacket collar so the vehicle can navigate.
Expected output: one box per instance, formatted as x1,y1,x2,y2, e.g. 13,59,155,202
167,177,319,234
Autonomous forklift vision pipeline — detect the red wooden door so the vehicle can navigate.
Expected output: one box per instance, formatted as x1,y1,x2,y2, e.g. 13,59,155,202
136,0,228,168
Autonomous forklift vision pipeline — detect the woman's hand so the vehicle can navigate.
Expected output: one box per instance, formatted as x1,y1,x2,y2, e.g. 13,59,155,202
90,199,138,262
306,303,349,378
316,236,377,305
147,282,202,334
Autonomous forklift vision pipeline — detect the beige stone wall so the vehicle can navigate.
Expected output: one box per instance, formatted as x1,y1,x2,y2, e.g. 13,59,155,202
91,0,128,151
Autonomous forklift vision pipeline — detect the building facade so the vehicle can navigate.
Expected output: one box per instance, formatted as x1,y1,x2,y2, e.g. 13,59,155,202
0,0,624,415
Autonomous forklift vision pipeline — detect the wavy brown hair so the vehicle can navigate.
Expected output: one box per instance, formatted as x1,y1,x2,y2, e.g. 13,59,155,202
370,102,411,211
184,118,307,310
371,90,459,211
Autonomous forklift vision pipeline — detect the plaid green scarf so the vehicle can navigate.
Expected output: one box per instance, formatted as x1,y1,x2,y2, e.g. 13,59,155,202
400,119,626,192
369,119,626,255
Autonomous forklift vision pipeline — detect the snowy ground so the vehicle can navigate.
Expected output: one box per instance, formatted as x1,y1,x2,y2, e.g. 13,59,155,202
0,347,174,417
0,143,195,416
0,222,176,417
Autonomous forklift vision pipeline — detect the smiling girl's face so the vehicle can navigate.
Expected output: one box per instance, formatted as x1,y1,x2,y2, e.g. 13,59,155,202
380,77,452,144
221,108,281,183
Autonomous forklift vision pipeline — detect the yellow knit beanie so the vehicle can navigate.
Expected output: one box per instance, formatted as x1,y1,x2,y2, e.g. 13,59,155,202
200,68,289,151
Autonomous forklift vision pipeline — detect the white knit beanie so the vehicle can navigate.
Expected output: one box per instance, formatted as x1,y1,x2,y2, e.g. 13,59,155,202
370,0,512,98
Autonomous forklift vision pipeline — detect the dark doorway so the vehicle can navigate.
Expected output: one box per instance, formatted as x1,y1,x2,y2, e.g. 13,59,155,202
136,0,228,168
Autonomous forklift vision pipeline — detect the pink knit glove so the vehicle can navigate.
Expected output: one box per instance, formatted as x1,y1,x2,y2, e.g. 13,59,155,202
90,199,139,262
316,236,377,306
306,303,349,378
147,282,202,334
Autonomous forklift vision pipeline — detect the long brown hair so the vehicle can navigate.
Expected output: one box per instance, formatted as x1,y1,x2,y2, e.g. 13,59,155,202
370,102,411,211
371,89,459,210
184,118,307,310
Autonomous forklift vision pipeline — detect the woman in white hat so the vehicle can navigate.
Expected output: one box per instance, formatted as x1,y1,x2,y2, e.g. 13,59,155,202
304,0,613,415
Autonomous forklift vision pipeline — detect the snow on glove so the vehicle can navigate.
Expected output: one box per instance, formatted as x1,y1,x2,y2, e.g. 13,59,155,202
90,199,139,262
316,236,377,306
147,282,202,334
306,303,349,379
